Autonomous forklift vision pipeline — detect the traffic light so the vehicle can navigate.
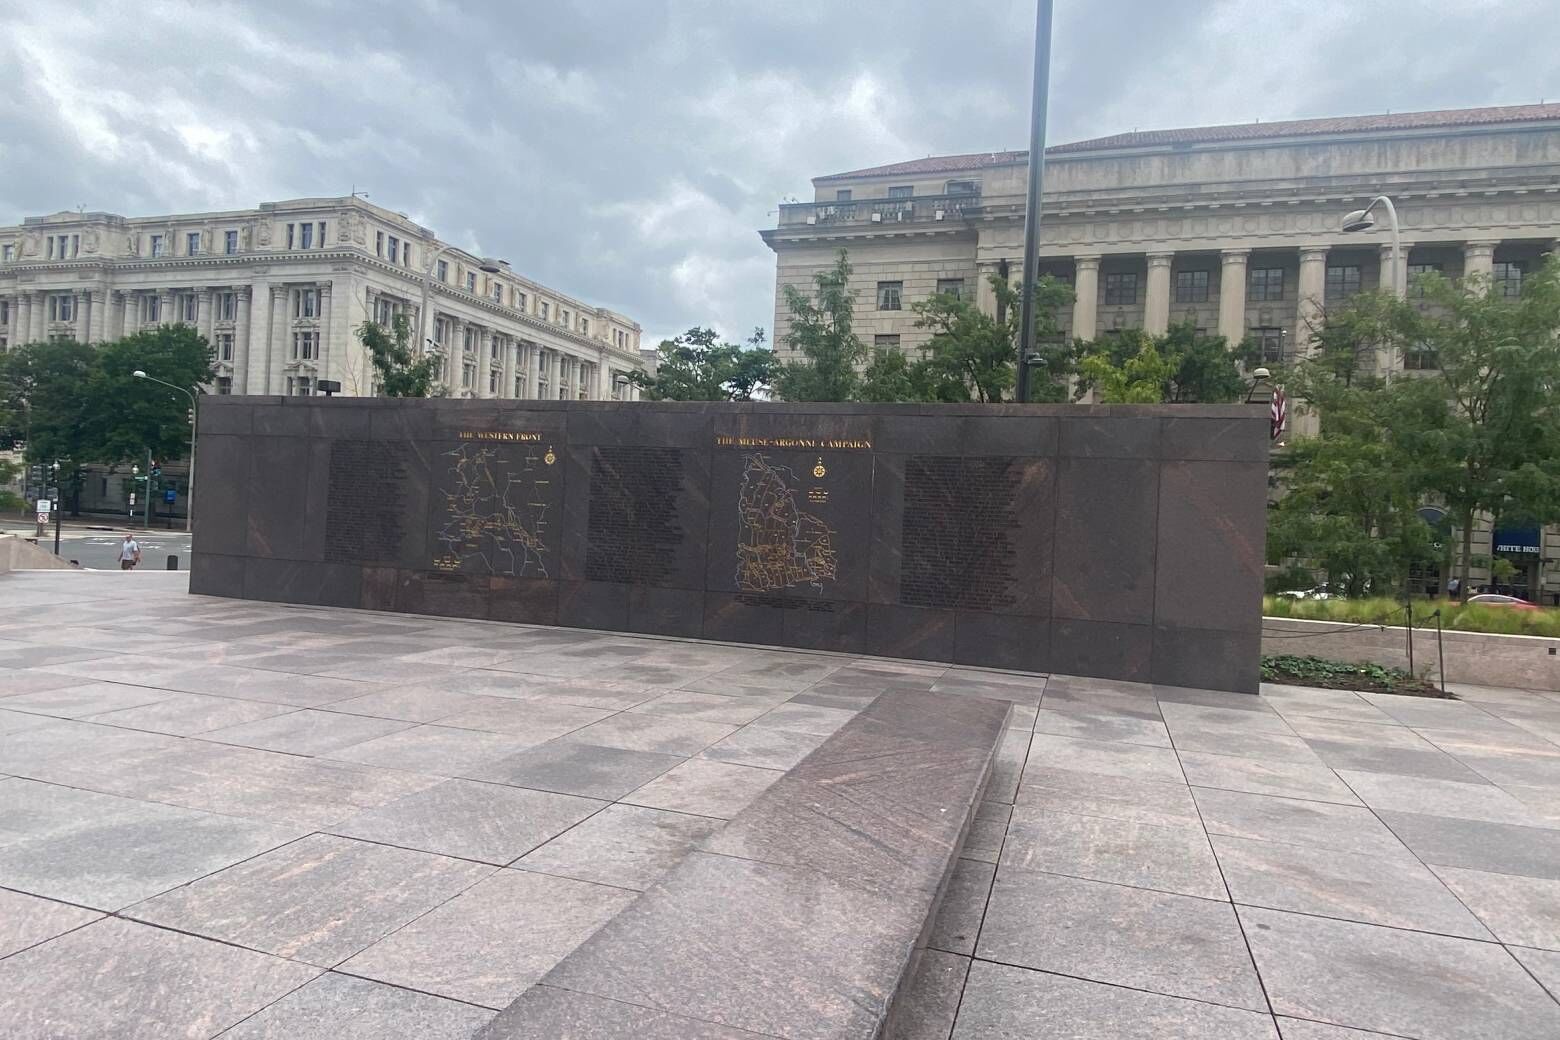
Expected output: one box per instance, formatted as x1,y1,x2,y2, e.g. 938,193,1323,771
149,461,161,481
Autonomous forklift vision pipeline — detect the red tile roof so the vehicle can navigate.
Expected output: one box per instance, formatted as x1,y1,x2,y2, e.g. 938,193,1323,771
818,103,1560,180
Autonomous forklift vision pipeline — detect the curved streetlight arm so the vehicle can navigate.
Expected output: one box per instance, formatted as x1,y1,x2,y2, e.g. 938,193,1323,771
132,370,198,533
1356,195,1403,299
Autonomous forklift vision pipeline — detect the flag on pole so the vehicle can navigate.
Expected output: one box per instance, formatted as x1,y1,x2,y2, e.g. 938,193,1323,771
1270,386,1288,441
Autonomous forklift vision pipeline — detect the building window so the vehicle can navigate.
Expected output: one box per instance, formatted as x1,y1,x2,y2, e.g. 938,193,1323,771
2,244,14,262
1248,267,1285,302
946,179,978,195
1404,343,1439,370
874,334,901,350
1104,272,1138,306
489,370,500,394
492,283,504,302
579,318,589,335
515,289,527,310
0,301,8,324
300,223,314,249
539,301,549,320
186,232,202,256
317,221,327,248
49,295,76,322
375,231,384,256
515,374,526,397
291,331,317,360
216,376,233,395
216,332,234,361
179,294,197,322
286,376,313,396
144,296,161,323
400,241,410,266
936,278,965,299
286,223,295,249
1325,264,1361,300
464,326,478,353
224,230,238,255
1493,260,1525,299
386,235,399,264
876,281,903,310
293,288,318,318
218,292,236,321
1251,326,1286,365
49,234,78,259
835,189,852,202
150,234,165,258
561,309,570,327
887,186,913,198
466,272,477,292
1174,270,1210,303
462,363,475,389
437,260,449,283
375,297,395,326
1406,262,1442,299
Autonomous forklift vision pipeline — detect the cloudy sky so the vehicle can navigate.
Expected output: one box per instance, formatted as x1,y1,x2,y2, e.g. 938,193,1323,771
3,0,1558,346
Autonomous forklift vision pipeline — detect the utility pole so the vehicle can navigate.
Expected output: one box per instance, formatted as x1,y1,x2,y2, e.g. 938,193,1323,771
144,450,154,529
1014,0,1055,403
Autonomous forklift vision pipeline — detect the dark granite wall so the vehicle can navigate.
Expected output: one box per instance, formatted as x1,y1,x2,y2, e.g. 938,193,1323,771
190,398,1268,692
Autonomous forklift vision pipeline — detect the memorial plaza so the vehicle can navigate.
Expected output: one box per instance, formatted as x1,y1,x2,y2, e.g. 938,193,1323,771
2,567,1559,1038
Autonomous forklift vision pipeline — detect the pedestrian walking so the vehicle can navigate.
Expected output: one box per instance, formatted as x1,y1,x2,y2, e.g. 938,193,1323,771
119,533,142,571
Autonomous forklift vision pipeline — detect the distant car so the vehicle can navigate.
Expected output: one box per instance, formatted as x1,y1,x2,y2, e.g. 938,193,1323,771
1466,593,1541,611
1276,585,1335,600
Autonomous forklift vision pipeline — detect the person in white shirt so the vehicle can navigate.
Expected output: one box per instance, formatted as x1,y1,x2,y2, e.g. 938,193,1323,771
119,534,142,571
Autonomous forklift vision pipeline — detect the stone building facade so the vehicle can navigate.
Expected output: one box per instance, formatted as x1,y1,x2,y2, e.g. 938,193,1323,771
0,195,646,401
761,103,1560,601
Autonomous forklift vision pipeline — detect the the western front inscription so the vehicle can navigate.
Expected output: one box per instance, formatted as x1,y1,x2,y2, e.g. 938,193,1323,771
735,453,838,593
432,442,555,577
324,440,410,563
585,445,685,585
900,455,1022,611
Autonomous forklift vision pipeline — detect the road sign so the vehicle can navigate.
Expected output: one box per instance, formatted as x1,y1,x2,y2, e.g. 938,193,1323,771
35,499,51,525
164,488,177,504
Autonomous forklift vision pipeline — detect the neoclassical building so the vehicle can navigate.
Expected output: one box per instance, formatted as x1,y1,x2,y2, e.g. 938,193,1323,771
0,195,646,401
762,102,1560,600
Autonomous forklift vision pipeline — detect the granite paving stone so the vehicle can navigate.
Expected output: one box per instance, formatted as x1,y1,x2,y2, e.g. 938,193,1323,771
963,800,1012,864
630,691,783,724
477,984,777,1039
0,889,102,958
560,711,738,755
215,971,495,1039
1025,732,1186,784
468,740,685,799
0,681,180,719
127,833,493,966
1170,728,1326,764
340,867,634,1008
0,708,60,735
80,691,299,735
1157,700,1292,733
1452,749,1560,792
1378,810,1560,879
1358,693,1514,731
1511,946,1560,999
748,701,859,736
985,726,1031,801
43,660,380,707
1016,765,1202,828
1431,866,1560,949
516,802,723,890
927,857,995,955
981,865,1267,1009
696,724,829,770
1179,750,1362,804
885,950,968,1040
1191,787,1411,857
951,960,1280,1039
435,698,615,740
1212,833,1492,938
1001,805,1226,899
0,917,319,1040
1337,769,1555,827
1275,1020,1419,1038
327,724,541,775
1032,706,1172,746
622,758,782,819
0,779,305,910
1283,715,1436,747
317,685,515,724
202,708,414,755
330,777,605,864
1240,905,1560,1039
0,670,88,697
1304,739,1491,783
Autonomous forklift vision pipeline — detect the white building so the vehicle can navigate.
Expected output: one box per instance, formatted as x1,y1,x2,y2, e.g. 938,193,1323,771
0,195,646,400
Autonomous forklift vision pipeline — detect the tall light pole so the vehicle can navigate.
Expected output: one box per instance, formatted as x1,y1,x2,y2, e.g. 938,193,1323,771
1014,0,1055,404
133,370,196,532
417,244,502,380
1340,195,1404,298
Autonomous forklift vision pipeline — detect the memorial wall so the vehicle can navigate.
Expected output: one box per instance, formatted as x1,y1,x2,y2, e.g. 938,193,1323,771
190,398,1268,692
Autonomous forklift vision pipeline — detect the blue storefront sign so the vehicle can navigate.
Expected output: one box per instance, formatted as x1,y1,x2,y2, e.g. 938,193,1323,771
164,488,178,504
1493,526,1541,555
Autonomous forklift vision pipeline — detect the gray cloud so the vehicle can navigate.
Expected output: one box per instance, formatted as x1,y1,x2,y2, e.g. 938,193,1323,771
2,0,1558,347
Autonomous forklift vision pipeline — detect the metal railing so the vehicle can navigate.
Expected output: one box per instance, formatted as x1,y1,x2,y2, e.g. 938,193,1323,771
776,192,981,228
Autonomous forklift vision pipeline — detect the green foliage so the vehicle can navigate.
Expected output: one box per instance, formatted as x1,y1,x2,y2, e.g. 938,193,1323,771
89,326,214,465
857,346,927,403
1073,323,1248,404
1077,338,1178,403
0,456,22,512
773,250,865,402
629,327,772,401
1260,654,1443,696
1262,594,1560,638
357,315,444,398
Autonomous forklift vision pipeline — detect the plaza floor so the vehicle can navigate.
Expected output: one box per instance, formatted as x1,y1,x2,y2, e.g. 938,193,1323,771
1,569,1559,1039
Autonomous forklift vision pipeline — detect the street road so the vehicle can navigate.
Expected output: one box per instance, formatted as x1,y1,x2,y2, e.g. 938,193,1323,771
2,525,193,571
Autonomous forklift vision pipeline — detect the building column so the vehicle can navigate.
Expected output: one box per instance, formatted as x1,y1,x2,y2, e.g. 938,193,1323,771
1378,243,1407,300
526,342,541,399
256,285,285,395
974,260,1002,318
1463,240,1497,289
501,337,517,398
88,289,107,343
316,282,333,382
119,291,134,338
478,327,492,398
158,290,173,327
595,351,609,400
234,287,253,393
1144,252,1173,335
446,318,463,389
1218,249,1250,345
15,294,30,344
30,291,47,342
196,288,213,344
1294,246,1328,356
1071,255,1100,342
74,291,90,342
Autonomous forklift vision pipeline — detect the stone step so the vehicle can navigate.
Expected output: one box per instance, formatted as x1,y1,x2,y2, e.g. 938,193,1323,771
476,688,1011,1039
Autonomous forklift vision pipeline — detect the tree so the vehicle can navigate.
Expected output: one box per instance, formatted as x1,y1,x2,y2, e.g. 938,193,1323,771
86,325,214,467
772,250,865,402
1072,323,1249,404
2,340,97,513
358,314,444,397
628,326,773,401
858,346,928,403
906,272,1076,403
1077,337,1178,403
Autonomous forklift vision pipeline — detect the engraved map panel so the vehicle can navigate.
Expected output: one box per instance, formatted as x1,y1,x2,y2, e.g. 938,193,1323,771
735,453,838,593
431,441,560,577
900,455,1023,611
325,440,409,563
584,445,686,586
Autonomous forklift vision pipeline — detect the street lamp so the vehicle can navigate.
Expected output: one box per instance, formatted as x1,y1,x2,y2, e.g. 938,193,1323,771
1340,195,1404,299
132,370,197,533
417,245,503,368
